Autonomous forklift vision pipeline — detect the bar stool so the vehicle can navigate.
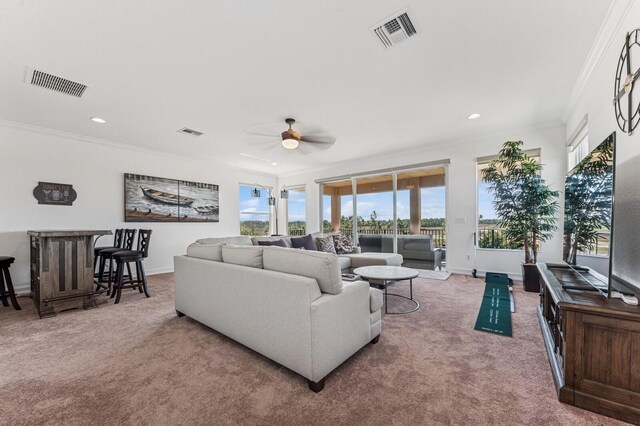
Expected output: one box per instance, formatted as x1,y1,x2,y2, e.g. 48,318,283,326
0,256,21,310
111,229,152,304
97,229,137,295
94,229,124,283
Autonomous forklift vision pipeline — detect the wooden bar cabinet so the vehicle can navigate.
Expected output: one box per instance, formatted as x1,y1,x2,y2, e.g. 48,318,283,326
28,229,111,318
538,263,640,424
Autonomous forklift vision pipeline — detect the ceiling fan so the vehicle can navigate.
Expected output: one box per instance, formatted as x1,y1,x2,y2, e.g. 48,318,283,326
246,118,337,153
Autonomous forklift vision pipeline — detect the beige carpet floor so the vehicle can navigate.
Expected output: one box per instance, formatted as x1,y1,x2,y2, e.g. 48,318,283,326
0,273,628,425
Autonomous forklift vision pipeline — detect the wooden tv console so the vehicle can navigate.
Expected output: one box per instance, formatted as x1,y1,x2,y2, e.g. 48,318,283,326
537,263,640,424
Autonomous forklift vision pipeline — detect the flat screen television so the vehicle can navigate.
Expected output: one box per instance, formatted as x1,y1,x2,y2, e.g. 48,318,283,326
562,132,615,294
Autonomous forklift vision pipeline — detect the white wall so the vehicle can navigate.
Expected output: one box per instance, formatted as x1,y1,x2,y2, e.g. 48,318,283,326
564,0,640,289
279,123,567,279
0,121,276,293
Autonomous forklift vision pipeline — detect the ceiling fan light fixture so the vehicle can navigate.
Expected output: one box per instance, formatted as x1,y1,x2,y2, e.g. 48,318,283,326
281,129,300,149
282,138,299,149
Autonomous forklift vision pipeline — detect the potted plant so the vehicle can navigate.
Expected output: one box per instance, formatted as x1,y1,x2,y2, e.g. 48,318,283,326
482,141,560,292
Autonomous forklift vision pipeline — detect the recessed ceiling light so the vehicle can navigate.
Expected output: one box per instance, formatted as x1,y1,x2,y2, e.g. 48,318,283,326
91,117,106,124
271,162,278,166
468,113,481,120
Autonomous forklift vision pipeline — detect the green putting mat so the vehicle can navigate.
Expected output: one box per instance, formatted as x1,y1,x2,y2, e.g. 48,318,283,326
474,272,512,337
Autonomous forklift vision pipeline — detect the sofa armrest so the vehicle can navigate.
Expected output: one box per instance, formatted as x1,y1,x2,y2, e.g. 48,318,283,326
310,280,372,381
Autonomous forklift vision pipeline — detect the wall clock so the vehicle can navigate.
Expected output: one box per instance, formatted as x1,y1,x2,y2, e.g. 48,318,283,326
613,29,640,135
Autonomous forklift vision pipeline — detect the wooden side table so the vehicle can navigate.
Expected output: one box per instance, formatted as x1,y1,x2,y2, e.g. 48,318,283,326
28,229,111,318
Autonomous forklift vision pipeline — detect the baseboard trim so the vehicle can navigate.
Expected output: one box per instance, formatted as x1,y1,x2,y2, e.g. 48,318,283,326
13,266,176,296
447,267,523,282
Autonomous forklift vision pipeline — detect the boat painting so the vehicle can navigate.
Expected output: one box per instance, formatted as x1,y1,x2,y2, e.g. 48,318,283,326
125,173,219,222
140,186,195,206
193,205,219,215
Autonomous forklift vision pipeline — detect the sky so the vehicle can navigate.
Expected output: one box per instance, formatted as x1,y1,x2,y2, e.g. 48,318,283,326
239,185,307,222
323,186,449,221
241,183,499,223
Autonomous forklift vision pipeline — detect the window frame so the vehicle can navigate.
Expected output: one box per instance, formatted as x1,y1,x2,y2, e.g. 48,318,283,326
239,183,272,236
476,149,542,252
285,185,306,236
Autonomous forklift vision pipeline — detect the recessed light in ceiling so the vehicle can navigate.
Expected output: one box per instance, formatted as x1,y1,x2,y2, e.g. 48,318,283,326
468,113,482,120
271,162,278,166
91,117,106,124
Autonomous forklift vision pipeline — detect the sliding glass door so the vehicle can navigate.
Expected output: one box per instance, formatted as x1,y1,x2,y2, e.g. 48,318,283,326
396,168,446,269
319,166,447,270
355,175,394,255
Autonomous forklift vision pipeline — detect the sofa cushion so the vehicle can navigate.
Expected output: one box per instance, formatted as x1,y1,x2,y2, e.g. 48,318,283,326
316,235,337,254
252,236,292,248
196,236,253,246
257,239,287,247
343,252,403,269
291,234,318,251
338,256,351,271
332,234,354,254
263,247,343,295
222,245,264,268
186,242,224,261
398,235,431,251
370,287,383,312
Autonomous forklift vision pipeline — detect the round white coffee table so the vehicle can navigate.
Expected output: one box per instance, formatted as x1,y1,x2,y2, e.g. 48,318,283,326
353,265,420,314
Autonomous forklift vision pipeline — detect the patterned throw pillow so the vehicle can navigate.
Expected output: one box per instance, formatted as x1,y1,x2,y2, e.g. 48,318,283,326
316,235,337,254
332,234,354,254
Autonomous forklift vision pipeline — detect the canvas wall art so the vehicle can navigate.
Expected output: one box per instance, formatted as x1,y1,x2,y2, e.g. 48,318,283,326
124,173,219,222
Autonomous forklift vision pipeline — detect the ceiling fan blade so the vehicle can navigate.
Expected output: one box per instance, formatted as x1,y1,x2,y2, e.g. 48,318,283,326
300,135,337,144
245,130,278,138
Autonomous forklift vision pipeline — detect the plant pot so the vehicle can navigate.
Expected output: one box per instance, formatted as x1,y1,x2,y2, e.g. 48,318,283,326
522,263,540,293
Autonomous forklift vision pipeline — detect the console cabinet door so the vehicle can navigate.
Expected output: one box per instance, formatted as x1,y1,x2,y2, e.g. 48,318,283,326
574,313,640,411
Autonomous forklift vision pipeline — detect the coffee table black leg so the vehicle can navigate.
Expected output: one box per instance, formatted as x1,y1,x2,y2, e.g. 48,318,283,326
410,279,413,300
384,280,388,314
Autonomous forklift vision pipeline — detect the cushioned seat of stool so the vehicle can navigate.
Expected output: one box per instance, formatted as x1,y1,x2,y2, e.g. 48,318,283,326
95,246,116,255
113,250,143,261
0,256,15,265
99,247,127,256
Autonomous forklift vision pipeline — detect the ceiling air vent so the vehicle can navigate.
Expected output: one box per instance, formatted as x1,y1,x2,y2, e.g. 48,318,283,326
371,8,417,49
26,68,87,97
177,127,204,137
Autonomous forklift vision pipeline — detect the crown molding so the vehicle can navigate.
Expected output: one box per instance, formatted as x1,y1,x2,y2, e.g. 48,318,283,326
0,118,278,179
562,0,636,123
278,119,565,180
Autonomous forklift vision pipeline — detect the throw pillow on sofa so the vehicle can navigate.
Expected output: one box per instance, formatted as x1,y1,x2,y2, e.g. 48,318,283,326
186,242,224,261
222,245,264,268
257,239,287,247
316,235,337,254
291,234,318,251
332,234,354,254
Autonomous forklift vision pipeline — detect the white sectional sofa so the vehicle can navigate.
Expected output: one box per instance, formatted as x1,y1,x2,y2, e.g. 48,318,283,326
174,237,384,392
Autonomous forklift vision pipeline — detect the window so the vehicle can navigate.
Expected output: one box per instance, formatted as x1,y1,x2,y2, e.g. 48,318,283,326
239,184,271,236
318,165,447,269
568,117,588,170
322,193,332,233
286,187,306,236
477,151,540,249
568,131,588,170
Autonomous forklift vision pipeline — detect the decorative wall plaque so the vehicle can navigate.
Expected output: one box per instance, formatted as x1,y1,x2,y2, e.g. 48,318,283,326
33,182,77,205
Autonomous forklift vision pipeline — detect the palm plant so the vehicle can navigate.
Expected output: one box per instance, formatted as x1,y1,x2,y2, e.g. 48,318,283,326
563,136,613,264
482,141,560,264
